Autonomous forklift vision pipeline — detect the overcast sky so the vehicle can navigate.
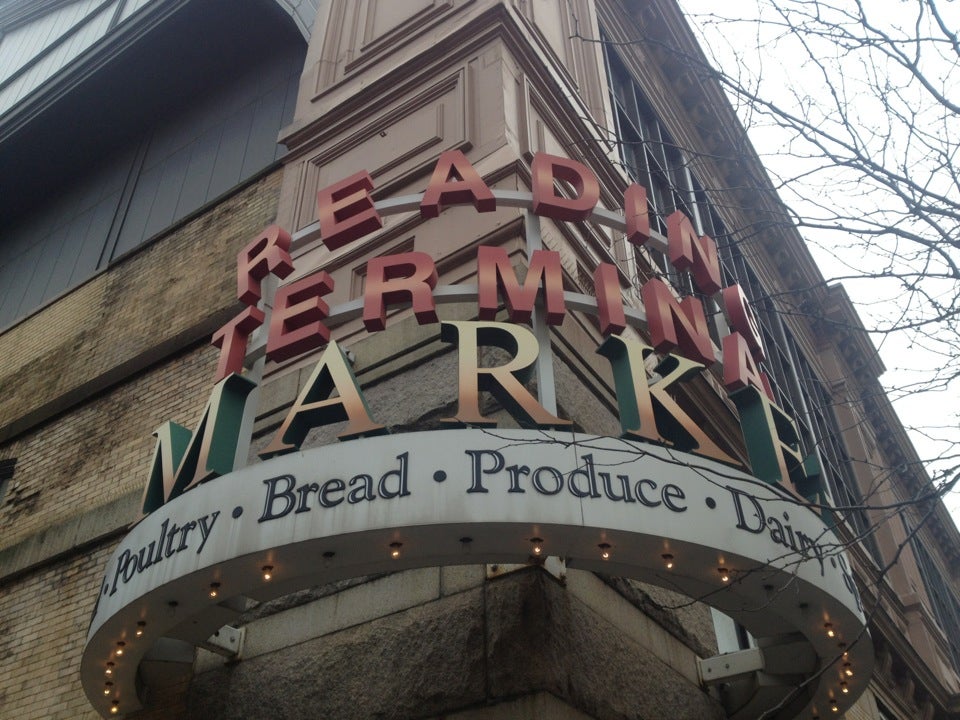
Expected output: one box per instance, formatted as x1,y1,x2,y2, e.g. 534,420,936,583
677,0,960,528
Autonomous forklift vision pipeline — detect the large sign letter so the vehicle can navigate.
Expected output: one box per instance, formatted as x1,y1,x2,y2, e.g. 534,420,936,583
140,373,258,516
363,252,439,331
477,246,566,325
531,153,600,221
666,211,722,295
266,271,335,363
317,170,383,250
420,149,496,218
598,335,737,465
441,321,571,428
642,278,715,366
260,340,385,456
237,225,295,305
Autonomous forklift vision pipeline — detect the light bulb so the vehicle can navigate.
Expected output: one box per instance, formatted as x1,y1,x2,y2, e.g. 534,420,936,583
111,701,120,714
105,663,114,676
843,663,853,677
115,642,125,656
718,567,730,582
598,543,611,560
135,622,145,637
840,681,849,694
825,623,835,638
262,565,273,581
209,582,220,598
530,537,543,555
103,682,113,696
661,553,674,569
390,542,402,559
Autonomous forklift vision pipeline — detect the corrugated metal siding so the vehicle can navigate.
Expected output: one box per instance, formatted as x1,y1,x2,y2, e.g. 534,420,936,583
118,0,157,25
0,0,313,121
0,0,152,117
0,1,101,82
0,38,303,329
0,0,117,115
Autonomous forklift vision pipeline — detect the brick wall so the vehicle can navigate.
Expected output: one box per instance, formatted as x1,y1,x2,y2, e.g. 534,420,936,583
0,171,283,551
0,170,282,442
0,541,115,720
0,346,216,550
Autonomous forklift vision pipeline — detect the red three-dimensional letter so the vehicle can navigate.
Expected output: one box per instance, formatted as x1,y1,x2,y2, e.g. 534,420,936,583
531,153,600,221
317,170,383,251
420,149,496,218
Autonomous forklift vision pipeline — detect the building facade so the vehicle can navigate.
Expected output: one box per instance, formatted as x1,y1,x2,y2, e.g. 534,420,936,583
1,1,958,719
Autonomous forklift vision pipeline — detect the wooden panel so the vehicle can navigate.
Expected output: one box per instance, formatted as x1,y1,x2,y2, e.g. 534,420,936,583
512,0,606,125
352,0,454,72
363,0,435,47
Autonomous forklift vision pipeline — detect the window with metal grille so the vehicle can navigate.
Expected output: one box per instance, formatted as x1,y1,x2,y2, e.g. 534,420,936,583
906,519,960,674
601,40,882,565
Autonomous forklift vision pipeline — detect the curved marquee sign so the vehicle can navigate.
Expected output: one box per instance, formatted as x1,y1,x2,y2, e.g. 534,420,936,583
84,431,869,718
83,151,873,718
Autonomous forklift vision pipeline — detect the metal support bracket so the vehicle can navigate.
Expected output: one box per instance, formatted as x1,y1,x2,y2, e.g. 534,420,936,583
199,624,245,659
698,647,764,685
487,556,567,582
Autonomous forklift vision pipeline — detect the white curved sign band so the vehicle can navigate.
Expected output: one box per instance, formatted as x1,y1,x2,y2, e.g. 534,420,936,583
82,429,871,718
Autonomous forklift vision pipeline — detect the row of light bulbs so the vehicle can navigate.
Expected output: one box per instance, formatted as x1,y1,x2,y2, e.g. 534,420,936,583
103,622,145,715
103,562,278,716
208,565,274,597
809,641,855,717
246,537,734,576
531,539,733,581
102,546,853,716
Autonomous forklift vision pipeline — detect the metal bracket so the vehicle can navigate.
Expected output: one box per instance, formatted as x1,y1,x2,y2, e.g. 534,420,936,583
199,624,245,659
698,647,764,685
487,556,567,582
